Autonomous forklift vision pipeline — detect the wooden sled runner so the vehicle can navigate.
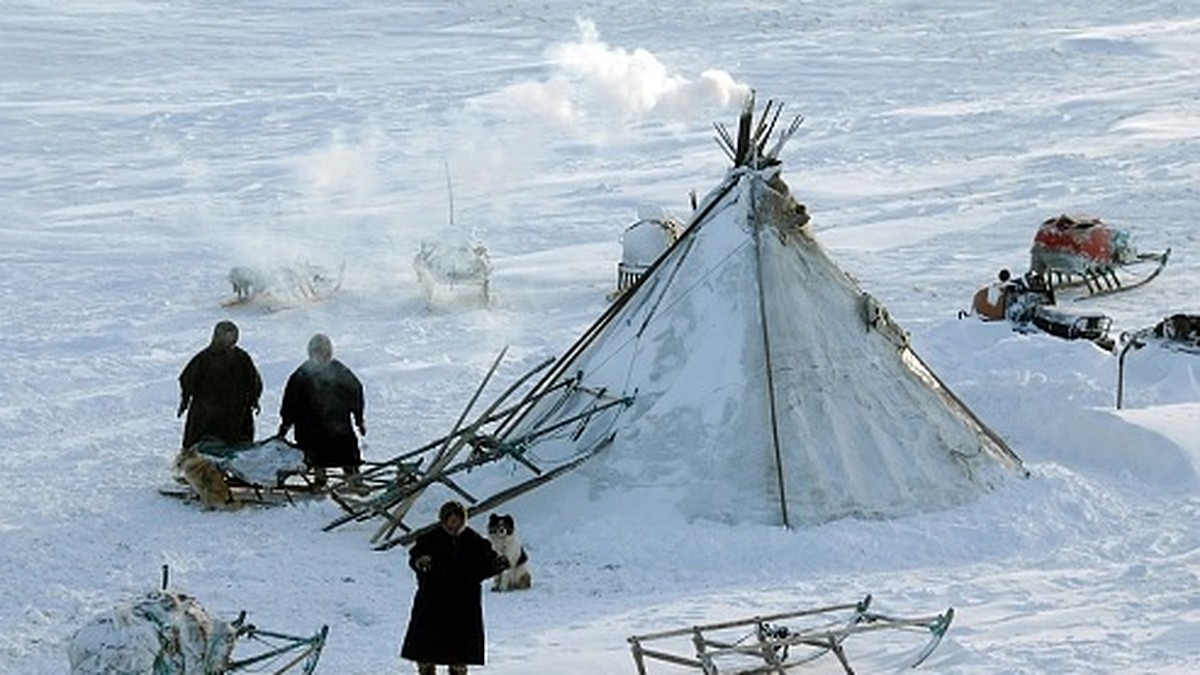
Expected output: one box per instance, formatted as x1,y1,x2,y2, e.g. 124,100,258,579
627,595,953,675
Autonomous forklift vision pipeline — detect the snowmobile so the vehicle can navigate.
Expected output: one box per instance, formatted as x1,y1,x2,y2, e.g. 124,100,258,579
965,268,1115,350
1115,313,1200,408
1030,214,1170,298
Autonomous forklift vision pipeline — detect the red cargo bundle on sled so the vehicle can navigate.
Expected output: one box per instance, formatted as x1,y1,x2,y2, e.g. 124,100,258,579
1030,214,1170,297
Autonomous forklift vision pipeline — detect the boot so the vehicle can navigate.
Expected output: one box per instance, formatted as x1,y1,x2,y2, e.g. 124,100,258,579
343,465,368,495
449,666,468,675
416,664,436,675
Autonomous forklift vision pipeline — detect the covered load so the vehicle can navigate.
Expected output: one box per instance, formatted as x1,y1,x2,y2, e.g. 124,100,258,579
1030,214,1170,297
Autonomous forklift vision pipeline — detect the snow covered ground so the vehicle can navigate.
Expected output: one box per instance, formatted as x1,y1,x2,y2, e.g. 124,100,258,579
2,1,1199,672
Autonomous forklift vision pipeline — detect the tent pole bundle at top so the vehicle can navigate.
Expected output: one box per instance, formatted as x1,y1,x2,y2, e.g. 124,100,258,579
332,94,1026,545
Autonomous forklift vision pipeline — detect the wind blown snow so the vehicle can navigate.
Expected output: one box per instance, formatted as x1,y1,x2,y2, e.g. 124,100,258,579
1,2,1199,674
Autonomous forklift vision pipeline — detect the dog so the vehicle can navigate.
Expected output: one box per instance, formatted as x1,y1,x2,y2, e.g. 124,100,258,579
174,445,237,510
487,513,531,591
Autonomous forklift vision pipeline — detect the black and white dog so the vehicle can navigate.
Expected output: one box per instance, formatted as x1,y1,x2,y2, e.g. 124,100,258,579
487,513,531,591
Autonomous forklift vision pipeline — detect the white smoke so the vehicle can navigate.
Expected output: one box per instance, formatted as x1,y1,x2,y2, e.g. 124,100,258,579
468,18,750,133
437,18,751,227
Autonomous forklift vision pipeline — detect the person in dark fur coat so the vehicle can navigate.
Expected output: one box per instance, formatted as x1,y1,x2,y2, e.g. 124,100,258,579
277,333,365,485
401,501,509,675
178,321,263,448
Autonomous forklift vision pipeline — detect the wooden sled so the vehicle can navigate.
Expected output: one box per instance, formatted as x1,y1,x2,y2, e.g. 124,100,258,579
227,621,328,675
1041,248,1171,301
158,479,327,509
221,260,345,311
1030,215,1171,300
372,434,613,551
628,594,953,675
163,437,335,508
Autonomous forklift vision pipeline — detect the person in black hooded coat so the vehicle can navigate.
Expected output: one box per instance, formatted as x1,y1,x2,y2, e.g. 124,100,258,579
178,321,263,449
277,333,365,482
401,501,508,674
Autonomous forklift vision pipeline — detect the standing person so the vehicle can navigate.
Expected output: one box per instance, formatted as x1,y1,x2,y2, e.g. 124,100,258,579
401,501,509,675
178,320,263,448
277,333,366,486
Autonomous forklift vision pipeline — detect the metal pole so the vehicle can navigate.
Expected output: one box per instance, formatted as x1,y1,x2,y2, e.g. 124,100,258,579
1116,337,1141,410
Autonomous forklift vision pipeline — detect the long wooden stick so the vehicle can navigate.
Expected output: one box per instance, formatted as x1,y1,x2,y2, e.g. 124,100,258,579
371,351,555,542
376,432,614,550
369,349,508,542
354,358,555,482
324,366,564,531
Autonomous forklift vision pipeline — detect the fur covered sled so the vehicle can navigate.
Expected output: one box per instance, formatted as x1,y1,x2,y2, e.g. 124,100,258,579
69,590,240,675
1146,313,1200,352
162,437,329,508
613,213,685,297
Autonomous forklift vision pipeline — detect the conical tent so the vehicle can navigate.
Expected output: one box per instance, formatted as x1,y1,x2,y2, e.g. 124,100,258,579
493,98,1024,527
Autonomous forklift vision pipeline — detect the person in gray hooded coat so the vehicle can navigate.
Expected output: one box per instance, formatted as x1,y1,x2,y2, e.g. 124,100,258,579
277,333,366,484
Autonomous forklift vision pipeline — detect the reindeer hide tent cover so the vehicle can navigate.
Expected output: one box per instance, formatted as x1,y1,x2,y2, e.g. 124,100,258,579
469,98,1025,528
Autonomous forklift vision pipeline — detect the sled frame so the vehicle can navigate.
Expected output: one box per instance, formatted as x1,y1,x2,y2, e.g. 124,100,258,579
1043,248,1171,301
628,595,953,675
227,623,329,675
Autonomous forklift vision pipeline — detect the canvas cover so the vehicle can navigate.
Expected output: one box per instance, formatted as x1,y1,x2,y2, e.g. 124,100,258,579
1030,214,1134,274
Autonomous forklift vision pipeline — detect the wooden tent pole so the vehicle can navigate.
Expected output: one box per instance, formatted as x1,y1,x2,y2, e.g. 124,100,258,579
492,169,741,442
751,174,791,529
